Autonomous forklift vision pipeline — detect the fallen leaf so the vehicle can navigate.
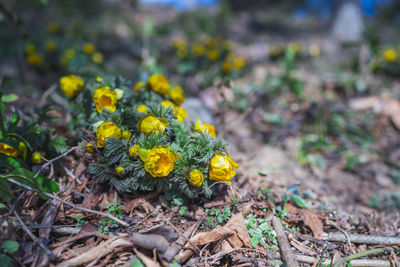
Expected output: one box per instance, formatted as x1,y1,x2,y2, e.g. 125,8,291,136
302,210,323,239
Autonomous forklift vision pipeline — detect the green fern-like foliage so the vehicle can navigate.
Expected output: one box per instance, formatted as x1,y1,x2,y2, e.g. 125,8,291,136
64,74,238,198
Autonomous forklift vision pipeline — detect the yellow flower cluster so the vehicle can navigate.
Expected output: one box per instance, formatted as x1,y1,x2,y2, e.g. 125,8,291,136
60,75,85,98
222,55,246,74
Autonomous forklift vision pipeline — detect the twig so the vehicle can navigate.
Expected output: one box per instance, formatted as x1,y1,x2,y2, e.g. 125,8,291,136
14,211,57,262
162,215,204,262
8,179,129,227
272,216,299,267
327,220,354,252
333,247,394,267
34,146,79,178
322,232,400,245
295,254,391,267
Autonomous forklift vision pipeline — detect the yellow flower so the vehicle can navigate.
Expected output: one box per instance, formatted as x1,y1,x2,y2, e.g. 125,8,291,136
176,107,187,122
115,165,124,174
46,21,60,33
161,100,186,122
93,85,118,113
223,40,234,51
309,44,320,57
122,130,132,141
194,120,216,138
45,40,56,52
96,76,103,82
129,144,140,157
92,52,103,64
26,53,43,66
192,43,205,56
137,115,168,135
383,49,397,62
188,169,203,187
25,43,36,54
85,143,95,153
31,152,44,164
233,57,245,70
60,75,85,98
134,81,145,92
288,42,303,53
206,49,220,61
64,49,76,59
0,143,19,157
141,146,178,177
172,38,186,48
148,74,170,94
136,105,148,113
169,86,185,106
114,89,124,100
96,121,122,148
222,62,232,74
209,153,239,185
83,42,95,54
18,142,27,160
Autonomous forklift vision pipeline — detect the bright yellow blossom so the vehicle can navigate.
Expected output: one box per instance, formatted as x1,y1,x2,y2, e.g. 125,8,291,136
122,130,132,141
18,142,27,160
148,74,170,94
0,143,19,157
141,146,179,177
209,153,239,185
136,105,148,113
129,144,140,157
31,152,44,164
194,120,216,138
383,49,397,62
85,143,95,153
169,86,185,106
60,75,85,98
115,165,124,174
137,115,168,135
176,107,187,122
188,169,203,187
96,121,122,148
93,85,118,113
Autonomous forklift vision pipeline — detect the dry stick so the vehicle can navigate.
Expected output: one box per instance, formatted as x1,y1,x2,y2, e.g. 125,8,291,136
295,255,391,267
327,220,355,253
8,179,129,227
162,216,204,262
322,232,400,245
13,211,57,262
272,216,299,267
332,247,394,267
34,146,79,178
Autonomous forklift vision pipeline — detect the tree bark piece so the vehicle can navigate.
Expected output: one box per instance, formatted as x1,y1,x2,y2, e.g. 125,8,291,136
272,216,299,267
322,232,400,245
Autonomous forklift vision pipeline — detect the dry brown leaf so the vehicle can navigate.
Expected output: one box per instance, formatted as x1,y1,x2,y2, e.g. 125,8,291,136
134,248,160,267
302,210,323,239
82,194,100,210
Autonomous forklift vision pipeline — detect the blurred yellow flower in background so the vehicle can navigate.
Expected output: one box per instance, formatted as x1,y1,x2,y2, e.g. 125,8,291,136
83,42,96,54
383,49,397,62
169,86,185,106
60,75,85,98
148,74,170,94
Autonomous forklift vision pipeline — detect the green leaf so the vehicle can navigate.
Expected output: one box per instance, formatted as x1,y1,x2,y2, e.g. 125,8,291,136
1,94,18,103
0,92,6,137
130,258,144,267
290,193,310,209
1,240,19,254
7,110,20,132
0,254,11,266
0,203,6,209
0,179,14,201
258,167,276,177
35,175,60,199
